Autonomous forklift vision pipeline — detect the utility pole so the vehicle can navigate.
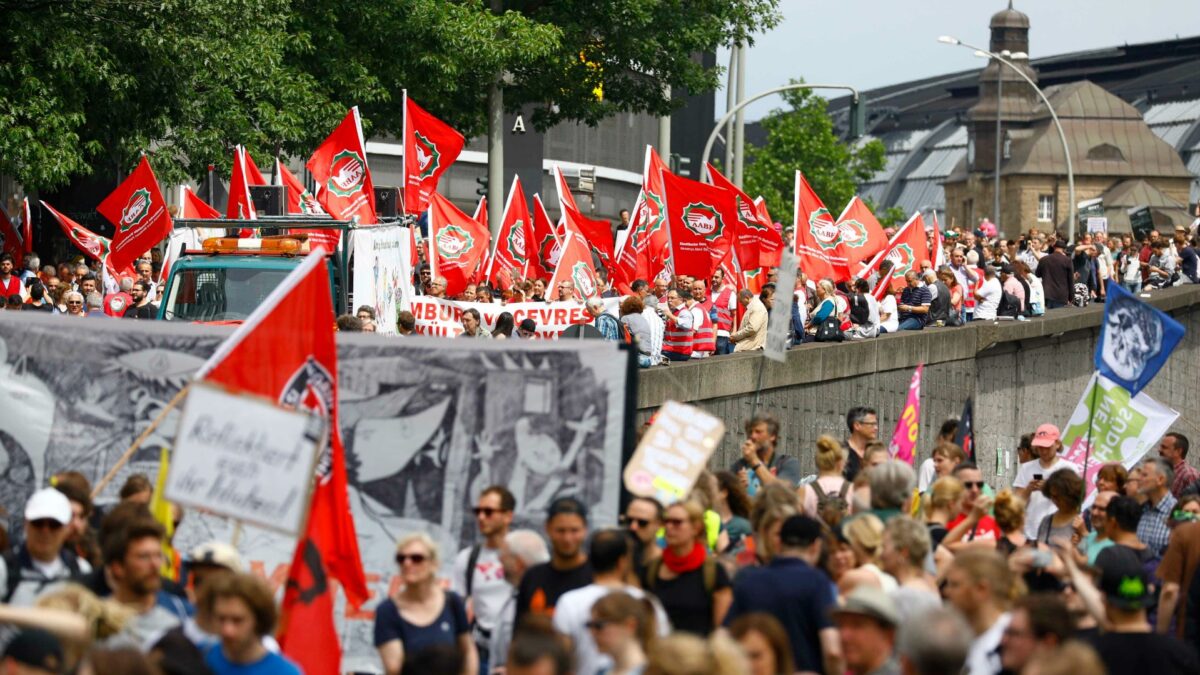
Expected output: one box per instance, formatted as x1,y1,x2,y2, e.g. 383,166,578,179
486,0,504,236
733,43,747,188
658,84,671,159
994,64,1003,235
724,45,738,173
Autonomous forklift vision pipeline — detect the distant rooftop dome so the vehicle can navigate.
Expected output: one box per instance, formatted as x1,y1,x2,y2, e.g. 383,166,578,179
990,2,1030,29
1035,80,1142,120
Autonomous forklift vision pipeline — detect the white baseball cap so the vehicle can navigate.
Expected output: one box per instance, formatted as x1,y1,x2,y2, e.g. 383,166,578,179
188,541,244,572
24,488,72,525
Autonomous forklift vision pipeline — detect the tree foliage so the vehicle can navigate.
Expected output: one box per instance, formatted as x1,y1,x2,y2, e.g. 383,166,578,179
743,82,885,225
0,0,780,192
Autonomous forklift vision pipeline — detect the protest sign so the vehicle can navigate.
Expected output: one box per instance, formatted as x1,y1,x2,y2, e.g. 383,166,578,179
1061,371,1179,501
165,383,325,535
623,401,725,504
407,296,622,338
352,226,415,333
765,250,799,362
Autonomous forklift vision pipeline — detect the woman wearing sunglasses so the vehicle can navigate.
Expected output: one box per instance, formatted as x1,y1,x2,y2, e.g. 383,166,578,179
641,500,731,637
374,533,477,675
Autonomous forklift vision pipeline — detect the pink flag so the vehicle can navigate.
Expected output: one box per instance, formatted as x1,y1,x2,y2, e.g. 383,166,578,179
888,364,923,464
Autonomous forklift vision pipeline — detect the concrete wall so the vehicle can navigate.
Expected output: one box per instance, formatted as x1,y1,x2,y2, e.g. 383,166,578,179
636,285,1200,484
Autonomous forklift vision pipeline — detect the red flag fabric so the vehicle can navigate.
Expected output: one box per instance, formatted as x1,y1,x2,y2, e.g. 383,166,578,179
486,177,534,286
181,186,221,219
547,230,603,301
562,201,623,294
529,194,559,281
20,198,32,256
43,201,110,262
194,248,368,675
403,95,465,215
428,193,489,297
225,146,263,221
278,161,340,252
471,197,488,284
706,163,784,270
552,165,582,218
309,107,377,224
858,212,930,297
931,212,946,269
792,171,848,282
613,191,643,287
638,147,672,282
0,205,25,267
831,196,888,267
97,156,173,272
660,170,736,280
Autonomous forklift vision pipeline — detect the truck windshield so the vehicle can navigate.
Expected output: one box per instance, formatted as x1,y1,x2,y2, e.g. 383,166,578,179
162,267,293,321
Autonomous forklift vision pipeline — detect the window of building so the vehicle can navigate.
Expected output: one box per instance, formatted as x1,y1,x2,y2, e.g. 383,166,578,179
1037,195,1055,222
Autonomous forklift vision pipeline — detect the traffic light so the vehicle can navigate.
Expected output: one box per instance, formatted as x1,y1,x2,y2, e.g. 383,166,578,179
848,96,867,138
476,176,488,197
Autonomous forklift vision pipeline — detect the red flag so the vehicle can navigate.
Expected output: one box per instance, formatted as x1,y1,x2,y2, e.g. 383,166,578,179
278,161,340,252
706,163,784,270
20,198,32,256
471,197,489,284
486,177,534,287
97,155,173,273
0,205,25,267
43,201,110,262
638,147,672,282
931,212,946,269
194,248,368,675
403,94,465,215
858,212,930,297
792,171,848,282
613,191,644,287
309,107,377,224
552,164,582,218
180,186,221,219
831,196,888,267
548,230,603,301
428,193,490,297
529,194,559,280
225,146,264,221
660,170,736,280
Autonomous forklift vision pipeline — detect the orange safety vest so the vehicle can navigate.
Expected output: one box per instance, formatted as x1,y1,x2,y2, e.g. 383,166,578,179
712,287,735,333
691,303,716,354
662,311,694,357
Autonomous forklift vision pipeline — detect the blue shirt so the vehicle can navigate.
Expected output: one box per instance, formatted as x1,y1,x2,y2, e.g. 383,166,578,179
724,557,835,672
203,644,301,675
373,591,469,656
899,285,932,326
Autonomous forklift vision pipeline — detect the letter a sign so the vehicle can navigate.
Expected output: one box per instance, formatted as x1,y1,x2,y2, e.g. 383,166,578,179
511,114,526,134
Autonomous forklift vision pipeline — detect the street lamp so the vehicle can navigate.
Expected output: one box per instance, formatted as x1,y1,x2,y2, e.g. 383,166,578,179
938,35,1077,244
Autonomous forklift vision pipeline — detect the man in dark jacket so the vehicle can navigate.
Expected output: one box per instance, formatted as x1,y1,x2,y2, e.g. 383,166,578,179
1036,240,1075,309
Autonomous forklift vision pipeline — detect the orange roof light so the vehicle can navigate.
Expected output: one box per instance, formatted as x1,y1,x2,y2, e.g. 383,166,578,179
201,237,305,255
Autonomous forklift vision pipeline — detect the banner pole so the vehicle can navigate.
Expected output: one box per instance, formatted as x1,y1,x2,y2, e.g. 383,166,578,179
92,384,191,499
1079,375,1101,501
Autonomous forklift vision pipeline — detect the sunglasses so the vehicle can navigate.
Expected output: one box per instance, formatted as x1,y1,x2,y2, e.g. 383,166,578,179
473,507,508,518
584,620,610,631
395,553,428,565
620,515,652,528
29,519,63,530
66,301,83,305
962,481,985,489
663,518,687,527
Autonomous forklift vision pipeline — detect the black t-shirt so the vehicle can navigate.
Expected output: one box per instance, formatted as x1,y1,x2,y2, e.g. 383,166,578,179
514,561,593,622
1086,631,1199,675
1036,252,1074,305
843,440,863,482
21,303,53,312
646,563,731,637
124,303,158,319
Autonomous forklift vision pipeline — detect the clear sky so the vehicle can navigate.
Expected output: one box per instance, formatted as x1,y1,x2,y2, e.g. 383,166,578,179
716,1,1198,120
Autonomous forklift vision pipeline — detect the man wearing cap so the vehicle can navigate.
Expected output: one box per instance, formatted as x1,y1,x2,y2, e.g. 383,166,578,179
515,497,593,622
1000,264,1025,314
832,586,900,675
515,318,538,339
187,541,244,602
725,515,842,675
1087,545,1200,674
1013,424,1080,540
2,489,91,607
2,628,65,675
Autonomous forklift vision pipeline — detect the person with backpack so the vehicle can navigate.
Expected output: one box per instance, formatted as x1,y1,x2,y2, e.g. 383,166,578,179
586,298,624,342
451,486,515,675
642,500,731,637
2,488,91,607
801,436,854,529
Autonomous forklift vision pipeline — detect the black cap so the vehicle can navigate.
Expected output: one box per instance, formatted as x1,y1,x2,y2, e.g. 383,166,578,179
779,514,823,547
4,629,64,673
1096,546,1153,610
518,318,537,332
547,496,588,523
1000,263,1015,275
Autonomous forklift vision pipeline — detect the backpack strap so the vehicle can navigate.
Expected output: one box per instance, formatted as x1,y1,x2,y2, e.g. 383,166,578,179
702,558,717,596
837,480,850,499
811,481,828,501
464,544,482,599
644,557,662,591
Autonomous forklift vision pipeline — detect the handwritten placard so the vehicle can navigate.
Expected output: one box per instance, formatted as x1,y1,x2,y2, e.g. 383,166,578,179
165,383,325,535
623,401,725,504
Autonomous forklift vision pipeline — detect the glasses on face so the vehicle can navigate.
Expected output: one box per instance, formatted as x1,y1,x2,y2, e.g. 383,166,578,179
962,481,985,489
859,420,879,427
620,515,651,528
395,553,428,566
473,507,507,518
585,620,609,631
67,301,83,306
29,519,63,531
663,518,687,528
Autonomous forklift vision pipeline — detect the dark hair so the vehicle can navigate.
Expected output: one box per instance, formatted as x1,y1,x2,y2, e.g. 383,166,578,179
729,613,795,675
84,647,159,675
951,461,980,476
102,516,164,566
200,572,278,637
462,308,481,322
134,280,152,293
29,282,45,301
119,474,152,500
744,413,781,441
715,471,752,519
494,312,515,337
630,279,648,293
939,418,960,441
1014,593,1073,644
846,406,877,434
52,472,93,515
0,253,12,264
546,496,588,524
336,314,363,331
402,644,463,675
619,296,644,316
587,529,631,573
1042,470,1084,512
1018,433,1033,452
480,485,517,512
628,496,664,522
396,310,416,332
356,305,377,320
508,617,572,675
1166,432,1190,459
853,278,870,293
1106,495,1142,533
678,288,693,302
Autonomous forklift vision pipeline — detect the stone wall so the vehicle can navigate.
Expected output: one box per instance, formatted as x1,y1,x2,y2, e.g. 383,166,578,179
636,285,1200,484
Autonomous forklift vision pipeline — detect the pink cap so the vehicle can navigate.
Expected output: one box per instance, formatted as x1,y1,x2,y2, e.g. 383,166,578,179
1031,423,1061,448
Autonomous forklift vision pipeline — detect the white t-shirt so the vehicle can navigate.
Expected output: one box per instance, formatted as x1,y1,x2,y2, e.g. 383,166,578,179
965,612,1010,675
451,545,511,636
917,457,937,492
552,584,669,675
879,295,899,333
865,293,880,327
974,278,1002,320
1012,457,1081,540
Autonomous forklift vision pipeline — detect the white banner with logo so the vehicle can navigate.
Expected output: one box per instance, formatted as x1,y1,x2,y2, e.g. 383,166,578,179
351,226,415,333
406,296,623,338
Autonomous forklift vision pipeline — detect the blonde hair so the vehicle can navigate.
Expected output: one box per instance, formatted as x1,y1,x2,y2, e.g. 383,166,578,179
645,632,747,675
992,489,1026,534
668,500,706,538
815,435,848,472
928,476,965,512
931,442,966,464
951,548,1023,605
592,591,657,652
818,279,835,298
395,532,440,563
689,470,717,511
843,513,884,560
37,583,134,667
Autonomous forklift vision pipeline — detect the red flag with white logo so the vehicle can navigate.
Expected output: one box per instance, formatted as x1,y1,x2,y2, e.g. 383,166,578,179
97,155,173,273
194,248,368,675
660,170,736,280
471,197,488,284
637,147,673,282
225,145,264,221
404,94,465,215
487,177,535,287
548,230,603,301
529,194,559,281
0,204,24,267
278,160,340,252
831,196,888,267
42,201,135,280
792,171,848,282
706,163,783,270
309,107,377,224
428,192,490,297
858,211,930,298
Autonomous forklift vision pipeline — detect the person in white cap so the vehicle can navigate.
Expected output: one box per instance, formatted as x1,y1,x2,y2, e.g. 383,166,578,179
2,488,92,607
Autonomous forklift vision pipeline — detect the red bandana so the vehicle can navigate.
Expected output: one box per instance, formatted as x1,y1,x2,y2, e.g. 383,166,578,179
661,541,707,574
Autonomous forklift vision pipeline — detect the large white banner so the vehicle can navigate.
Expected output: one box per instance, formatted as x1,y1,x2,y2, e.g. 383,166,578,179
352,226,415,333
408,296,622,338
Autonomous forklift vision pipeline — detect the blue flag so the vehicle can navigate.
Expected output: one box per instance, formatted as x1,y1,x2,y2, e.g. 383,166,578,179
1095,281,1185,395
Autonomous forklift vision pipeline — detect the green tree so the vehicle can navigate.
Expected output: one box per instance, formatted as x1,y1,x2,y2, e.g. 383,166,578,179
743,81,885,224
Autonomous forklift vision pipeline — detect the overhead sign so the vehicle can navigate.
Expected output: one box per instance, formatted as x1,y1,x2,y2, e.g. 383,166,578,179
623,401,725,504
765,250,800,362
165,383,325,535
1087,217,1108,233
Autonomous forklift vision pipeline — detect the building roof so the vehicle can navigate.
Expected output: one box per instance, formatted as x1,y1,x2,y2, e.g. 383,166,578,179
1096,179,1192,232
990,3,1030,29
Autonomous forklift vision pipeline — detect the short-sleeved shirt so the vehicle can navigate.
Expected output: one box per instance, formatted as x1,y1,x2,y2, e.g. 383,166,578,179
1013,458,1081,540
451,545,511,636
1085,630,1200,675
203,644,301,675
515,561,594,622
898,286,932,325
647,562,731,637
946,512,1000,542
373,591,470,659
731,451,801,497
1157,521,1200,636
724,557,835,672
1036,252,1074,306
1139,492,1178,556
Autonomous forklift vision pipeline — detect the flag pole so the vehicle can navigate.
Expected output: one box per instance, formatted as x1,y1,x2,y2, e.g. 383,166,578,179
91,384,192,498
